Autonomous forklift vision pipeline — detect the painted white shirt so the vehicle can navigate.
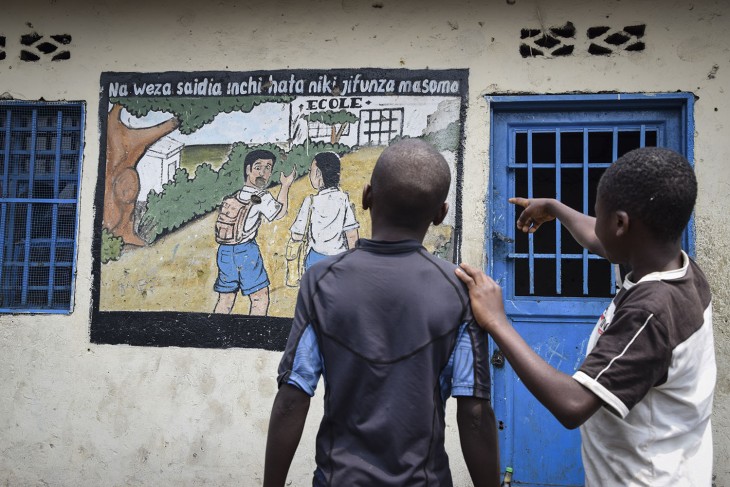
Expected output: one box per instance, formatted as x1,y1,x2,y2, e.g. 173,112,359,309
290,187,359,256
236,185,281,243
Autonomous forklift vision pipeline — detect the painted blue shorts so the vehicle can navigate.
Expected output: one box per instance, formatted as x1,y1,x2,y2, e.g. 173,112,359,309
305,249,329,271
214,241,270,295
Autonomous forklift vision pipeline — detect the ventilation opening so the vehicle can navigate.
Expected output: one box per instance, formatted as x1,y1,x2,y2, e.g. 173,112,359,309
19,32,72,62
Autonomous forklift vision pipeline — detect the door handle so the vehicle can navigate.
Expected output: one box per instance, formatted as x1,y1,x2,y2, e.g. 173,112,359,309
491,349,505,368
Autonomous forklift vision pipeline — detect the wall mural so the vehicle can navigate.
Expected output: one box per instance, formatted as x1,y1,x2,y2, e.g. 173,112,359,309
92,69,468,349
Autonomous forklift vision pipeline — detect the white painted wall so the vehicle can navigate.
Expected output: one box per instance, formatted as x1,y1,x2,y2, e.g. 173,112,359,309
1,0,729,485
136,136,183,201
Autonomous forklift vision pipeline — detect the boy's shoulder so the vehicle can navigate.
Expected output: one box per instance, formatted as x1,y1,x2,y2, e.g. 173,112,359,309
302,244,466,296
615,256,711,339
619,255,709,304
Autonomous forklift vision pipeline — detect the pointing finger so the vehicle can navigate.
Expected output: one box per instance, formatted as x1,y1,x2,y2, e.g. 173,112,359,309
509,197,529,209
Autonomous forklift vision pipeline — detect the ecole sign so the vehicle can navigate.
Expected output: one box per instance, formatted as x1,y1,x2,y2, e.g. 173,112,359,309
306,97,363,110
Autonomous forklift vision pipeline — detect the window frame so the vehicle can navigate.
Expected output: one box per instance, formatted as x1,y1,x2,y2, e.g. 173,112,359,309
0,100,85,314
357,107,405,146
487,92,695,318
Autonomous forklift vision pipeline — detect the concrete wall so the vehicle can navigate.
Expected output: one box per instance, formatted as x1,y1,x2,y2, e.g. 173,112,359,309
1,0,728,485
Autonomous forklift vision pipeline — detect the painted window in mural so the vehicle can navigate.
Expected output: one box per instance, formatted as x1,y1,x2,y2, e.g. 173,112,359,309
92,69,467,349
0,101,84,313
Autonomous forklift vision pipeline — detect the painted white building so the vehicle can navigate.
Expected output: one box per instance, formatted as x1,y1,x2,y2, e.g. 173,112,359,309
137,136,183,201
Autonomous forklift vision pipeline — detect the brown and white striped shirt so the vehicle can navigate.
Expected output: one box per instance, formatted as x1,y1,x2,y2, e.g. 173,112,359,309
574,251,715,486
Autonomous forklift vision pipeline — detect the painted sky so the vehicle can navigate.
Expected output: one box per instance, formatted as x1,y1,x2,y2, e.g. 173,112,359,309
117,95,459,147
120,102,291,145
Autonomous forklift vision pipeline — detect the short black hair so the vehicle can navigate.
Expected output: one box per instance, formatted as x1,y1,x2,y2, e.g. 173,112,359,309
597,147,696,242
314,152,341,189
370,139,451,230
244,149,276,174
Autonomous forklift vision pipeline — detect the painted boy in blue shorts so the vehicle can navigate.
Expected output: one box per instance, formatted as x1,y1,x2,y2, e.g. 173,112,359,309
213,149,294,315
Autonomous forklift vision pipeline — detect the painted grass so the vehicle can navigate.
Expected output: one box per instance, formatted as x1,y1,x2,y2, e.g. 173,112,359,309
100,145,452,317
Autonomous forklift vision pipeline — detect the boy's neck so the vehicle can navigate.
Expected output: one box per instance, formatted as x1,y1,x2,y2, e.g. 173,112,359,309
370,219,428,243
370,228,426,243
627,240,684,282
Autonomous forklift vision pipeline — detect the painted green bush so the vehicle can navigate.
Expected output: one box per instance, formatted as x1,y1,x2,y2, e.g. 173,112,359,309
101,228,124,263
138,141,352,243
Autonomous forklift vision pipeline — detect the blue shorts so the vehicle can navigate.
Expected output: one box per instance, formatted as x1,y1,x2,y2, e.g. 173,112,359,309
214,241,270,295
304,249,329,271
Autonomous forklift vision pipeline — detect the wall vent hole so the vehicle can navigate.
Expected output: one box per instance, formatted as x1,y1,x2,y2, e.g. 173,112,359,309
588,43,613,56
20,50,40,62
550,22,576,38
521,28,542,39
605,32,630,45
625,42,645,52
623,24,646,37
587,26,610,39
534,35,561,49
552,45,574,56
37,42,58,54
21,32,42,46
51,34,72,45
520,44,544,57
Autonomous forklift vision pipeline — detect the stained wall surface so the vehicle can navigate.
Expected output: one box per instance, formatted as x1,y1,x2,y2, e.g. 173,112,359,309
1,0,729,485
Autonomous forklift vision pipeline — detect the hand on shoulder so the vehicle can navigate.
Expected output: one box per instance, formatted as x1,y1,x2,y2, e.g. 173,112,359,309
455,263,509,333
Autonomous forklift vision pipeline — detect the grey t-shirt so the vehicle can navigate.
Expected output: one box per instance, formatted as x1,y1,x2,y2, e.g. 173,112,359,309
278,239,491,486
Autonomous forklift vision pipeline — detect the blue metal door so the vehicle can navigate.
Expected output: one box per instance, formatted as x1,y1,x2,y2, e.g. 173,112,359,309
487,94,693,486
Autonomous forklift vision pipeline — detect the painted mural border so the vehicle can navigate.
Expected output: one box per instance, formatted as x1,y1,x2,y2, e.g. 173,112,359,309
91,68,469,349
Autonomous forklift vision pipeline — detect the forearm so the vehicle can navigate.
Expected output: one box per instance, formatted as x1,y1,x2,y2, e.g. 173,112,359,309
457,397,500,487
275,184,292,220
455,263,602,428
488,317,600,429
345,229,358,249
546,200,605,257
263,385,311,487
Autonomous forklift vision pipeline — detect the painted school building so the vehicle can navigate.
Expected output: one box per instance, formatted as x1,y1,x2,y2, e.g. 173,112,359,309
1,0,729,485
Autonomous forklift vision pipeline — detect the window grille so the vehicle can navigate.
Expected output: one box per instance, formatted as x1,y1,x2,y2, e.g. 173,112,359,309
307,120,350,139
0,102,84,313
358,108,404,146
511,126,657,298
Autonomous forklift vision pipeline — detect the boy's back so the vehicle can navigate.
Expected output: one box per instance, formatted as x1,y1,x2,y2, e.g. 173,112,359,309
265,139,499,487
576,254,714,485
278,239,489,485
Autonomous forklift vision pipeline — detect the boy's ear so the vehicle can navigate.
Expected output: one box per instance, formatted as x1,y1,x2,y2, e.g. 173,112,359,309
615,210,630,237
432,202,449,226
362,184,372,210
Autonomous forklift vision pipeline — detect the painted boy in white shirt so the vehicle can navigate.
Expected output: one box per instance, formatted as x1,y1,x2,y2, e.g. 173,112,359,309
290,152,359,270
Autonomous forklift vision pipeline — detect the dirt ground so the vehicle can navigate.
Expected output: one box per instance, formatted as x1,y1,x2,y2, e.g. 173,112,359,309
99,146,452,317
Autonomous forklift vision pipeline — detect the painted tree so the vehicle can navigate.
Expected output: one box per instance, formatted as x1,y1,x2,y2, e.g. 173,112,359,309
104,96,290,246
307,110,359,144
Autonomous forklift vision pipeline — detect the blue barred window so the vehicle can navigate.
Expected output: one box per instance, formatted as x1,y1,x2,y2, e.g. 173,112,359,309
511,127,657,297
0,102,84,313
